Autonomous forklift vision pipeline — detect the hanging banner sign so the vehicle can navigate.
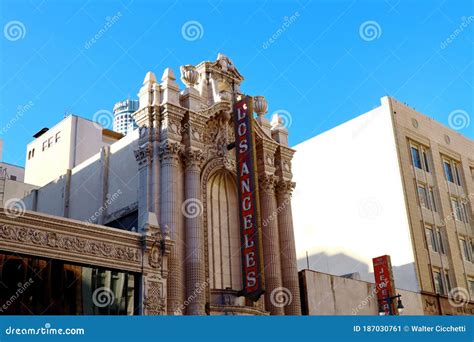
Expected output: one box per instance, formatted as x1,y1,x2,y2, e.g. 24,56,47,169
373,255,397,315
233,96,265,301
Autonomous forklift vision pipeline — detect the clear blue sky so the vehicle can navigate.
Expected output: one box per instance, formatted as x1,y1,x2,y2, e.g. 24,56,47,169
0,0,472,167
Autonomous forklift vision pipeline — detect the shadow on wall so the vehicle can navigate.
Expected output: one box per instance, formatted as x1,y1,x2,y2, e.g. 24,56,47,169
298,252,418,292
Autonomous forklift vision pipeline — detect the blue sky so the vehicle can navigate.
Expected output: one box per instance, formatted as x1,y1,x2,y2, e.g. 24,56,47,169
0,0,472,167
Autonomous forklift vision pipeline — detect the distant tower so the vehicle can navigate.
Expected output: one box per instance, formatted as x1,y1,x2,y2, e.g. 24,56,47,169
113,99,139,135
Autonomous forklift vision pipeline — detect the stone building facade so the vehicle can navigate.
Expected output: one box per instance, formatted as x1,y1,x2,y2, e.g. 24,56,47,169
131,54,301,315
3,54,301,316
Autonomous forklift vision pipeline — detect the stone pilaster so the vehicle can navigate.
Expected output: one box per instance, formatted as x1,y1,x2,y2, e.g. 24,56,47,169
276,180,301,315
259,173,285,315
159,140,184,314
134,138,152,232
183,148,206,315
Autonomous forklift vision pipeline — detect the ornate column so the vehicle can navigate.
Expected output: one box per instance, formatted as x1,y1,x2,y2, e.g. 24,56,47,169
183,147,206,315
159,141,183,314
276,180,301,315
134,132,152,232
259,173,285,315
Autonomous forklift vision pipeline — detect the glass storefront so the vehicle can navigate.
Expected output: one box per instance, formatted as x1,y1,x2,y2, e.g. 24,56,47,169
0,252,138,315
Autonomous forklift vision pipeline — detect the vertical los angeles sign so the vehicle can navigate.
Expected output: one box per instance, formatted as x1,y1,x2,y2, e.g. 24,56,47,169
233,96,265,301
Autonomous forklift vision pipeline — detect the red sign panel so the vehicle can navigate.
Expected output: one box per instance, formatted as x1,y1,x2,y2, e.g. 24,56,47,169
372,255,397,315
233,96,265,301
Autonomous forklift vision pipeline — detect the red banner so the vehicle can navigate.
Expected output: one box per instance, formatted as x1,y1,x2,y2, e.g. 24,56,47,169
233,96,264,301
372,255,397,315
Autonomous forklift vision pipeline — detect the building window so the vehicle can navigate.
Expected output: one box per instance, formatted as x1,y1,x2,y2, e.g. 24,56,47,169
418,185,430,210
469,279,474,297
444,161,454,182
425,226,438,252
410,143,430,172
433,271,445,294
10,175,16,181
460,238,472,262
445,272,452,293
443,158,462,186
411,146,422,169
429,188,437,212
451,198,466,222
437,229,445,254
462,202,470,223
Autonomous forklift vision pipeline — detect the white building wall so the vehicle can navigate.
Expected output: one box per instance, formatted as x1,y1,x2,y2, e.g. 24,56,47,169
292,97,419,292
24,128,139,224
24,116,113,187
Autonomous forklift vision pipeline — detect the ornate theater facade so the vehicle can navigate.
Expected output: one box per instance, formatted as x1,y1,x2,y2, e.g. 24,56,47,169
0,54,301,316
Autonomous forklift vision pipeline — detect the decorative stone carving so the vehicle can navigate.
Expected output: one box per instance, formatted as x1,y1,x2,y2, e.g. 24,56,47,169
134,143,152,167
259,173,278,193
144,281,166,315
159,141,181,161
180,65,199,87
253,96,268,118
0,224,139,262
184,148,205,169
276,179,296,196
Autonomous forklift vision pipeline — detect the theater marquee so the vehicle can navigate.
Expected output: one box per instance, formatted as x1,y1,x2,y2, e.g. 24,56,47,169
233,96,265,301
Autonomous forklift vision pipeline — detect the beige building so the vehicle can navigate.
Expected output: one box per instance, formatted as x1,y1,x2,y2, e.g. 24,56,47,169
8,54,301,316
293,96,474,315
299,269,424,315
24,115,123,187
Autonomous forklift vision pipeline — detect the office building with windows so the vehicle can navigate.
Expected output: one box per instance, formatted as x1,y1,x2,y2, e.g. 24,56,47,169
113,99,139,135
293,96,473,315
